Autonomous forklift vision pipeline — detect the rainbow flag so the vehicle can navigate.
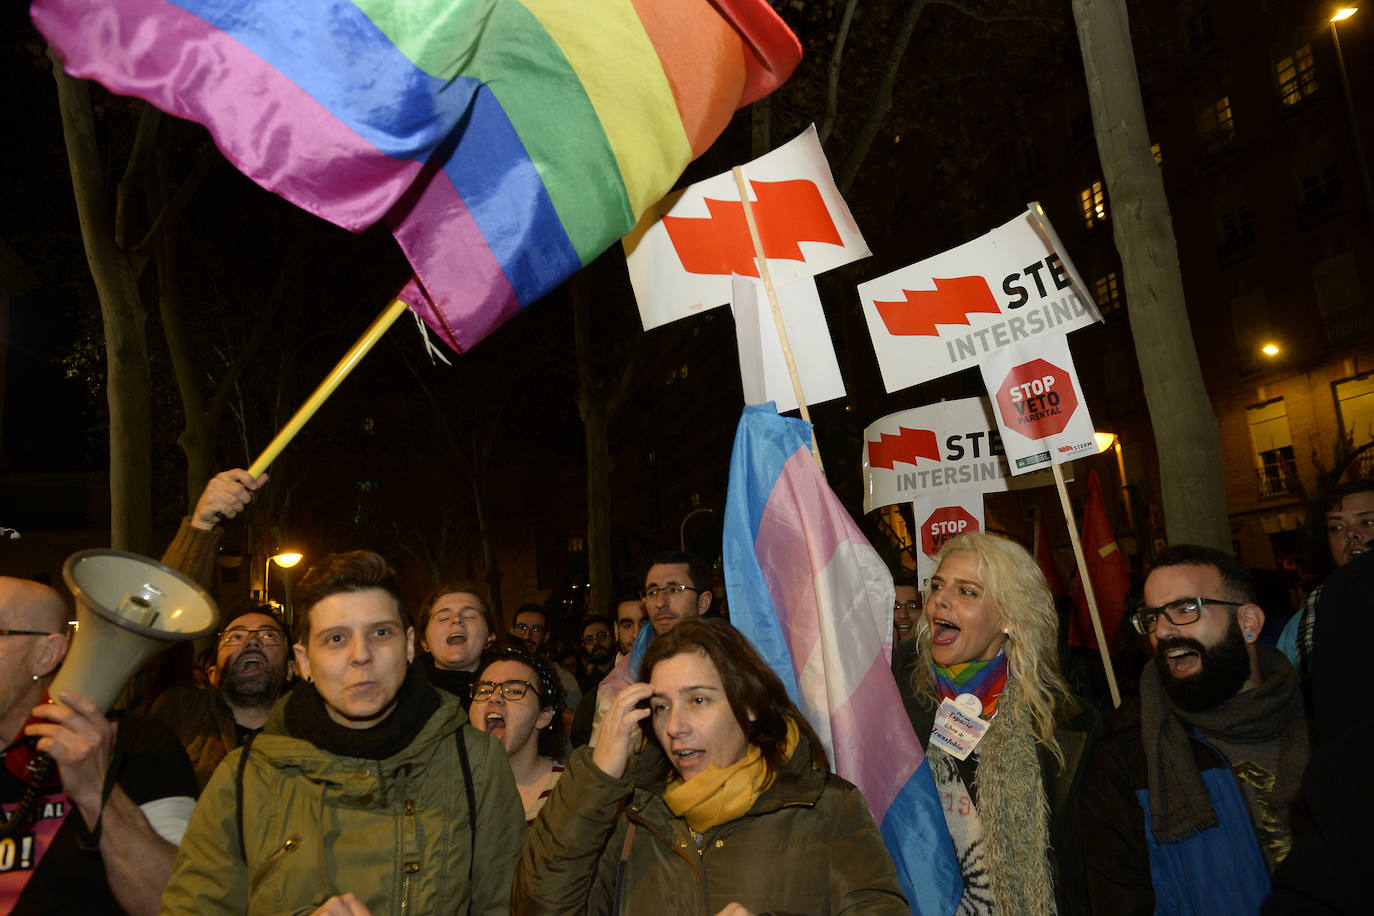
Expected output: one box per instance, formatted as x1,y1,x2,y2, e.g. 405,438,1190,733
32,0,801,353
724,404,962,916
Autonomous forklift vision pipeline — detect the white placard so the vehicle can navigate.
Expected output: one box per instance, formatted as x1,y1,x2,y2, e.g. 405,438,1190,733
862,396,1057,513
856,205,1100,393
731,274,846,413
978,333,1098,475
910,489,986,589
625,125,870,330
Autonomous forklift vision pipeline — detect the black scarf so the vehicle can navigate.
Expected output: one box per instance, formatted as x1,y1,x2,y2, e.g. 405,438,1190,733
1140,646,1305,843
284,660,440,760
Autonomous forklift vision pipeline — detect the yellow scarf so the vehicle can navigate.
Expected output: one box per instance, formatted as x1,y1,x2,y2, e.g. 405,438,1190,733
662,718,799,834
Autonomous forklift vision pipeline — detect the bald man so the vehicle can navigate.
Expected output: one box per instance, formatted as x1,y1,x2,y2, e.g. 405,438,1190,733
0,577,198,915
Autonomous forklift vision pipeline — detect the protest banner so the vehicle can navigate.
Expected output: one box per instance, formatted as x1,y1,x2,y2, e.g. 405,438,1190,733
856,205,1100,393
979,333,1097,475
862,396,1056,513
625,125,869,330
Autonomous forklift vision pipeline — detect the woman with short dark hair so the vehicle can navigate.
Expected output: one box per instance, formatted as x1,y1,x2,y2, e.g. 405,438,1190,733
513,617,907,915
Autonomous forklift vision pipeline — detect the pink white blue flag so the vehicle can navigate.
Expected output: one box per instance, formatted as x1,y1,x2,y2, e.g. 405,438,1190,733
724,404,961,915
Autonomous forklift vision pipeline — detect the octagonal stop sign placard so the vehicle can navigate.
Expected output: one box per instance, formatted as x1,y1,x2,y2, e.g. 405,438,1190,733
921,505,980,558
994,357,1079,440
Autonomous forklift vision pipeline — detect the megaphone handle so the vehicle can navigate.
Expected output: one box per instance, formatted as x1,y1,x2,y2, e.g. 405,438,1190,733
0,752,55,840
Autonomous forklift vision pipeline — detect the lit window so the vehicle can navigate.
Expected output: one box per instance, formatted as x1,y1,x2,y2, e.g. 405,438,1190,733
1197,97,1236,156
1276,44,1318,107
1152,142,1163,165
1094,273,1122,315
1080,181,1107,228
1247,399,1297,498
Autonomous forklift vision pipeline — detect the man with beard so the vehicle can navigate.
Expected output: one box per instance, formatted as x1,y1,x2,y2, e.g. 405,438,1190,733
1080,545,1309,915
149,607,290,789
575,615,615,693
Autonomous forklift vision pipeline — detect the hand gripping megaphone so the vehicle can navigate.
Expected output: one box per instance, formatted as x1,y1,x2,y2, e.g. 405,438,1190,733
0,550,219,839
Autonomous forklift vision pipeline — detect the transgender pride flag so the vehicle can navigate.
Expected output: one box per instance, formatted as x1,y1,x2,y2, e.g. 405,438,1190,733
724,405,961,916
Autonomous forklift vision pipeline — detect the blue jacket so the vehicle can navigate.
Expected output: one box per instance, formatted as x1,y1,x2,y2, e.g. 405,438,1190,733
1081,709,1272,915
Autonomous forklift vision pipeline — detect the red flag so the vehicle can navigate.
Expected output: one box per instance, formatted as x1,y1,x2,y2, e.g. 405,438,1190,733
1034,509,1068,599
1068,471,1131,651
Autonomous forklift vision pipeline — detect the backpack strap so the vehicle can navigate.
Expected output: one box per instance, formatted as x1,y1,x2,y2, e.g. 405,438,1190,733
236,731,258,863
456,724,477,914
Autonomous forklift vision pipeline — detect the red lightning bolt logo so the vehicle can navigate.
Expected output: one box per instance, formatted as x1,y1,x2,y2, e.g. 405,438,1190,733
662,179,842,277
867,427,942,470
872,276,1001,336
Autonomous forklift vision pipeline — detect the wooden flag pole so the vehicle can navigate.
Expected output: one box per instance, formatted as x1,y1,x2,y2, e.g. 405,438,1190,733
1052,462,1122,707
247,298,409,477
732,166,825,476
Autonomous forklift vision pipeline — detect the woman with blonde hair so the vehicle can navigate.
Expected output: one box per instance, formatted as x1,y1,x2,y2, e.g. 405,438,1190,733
894,532,1099,915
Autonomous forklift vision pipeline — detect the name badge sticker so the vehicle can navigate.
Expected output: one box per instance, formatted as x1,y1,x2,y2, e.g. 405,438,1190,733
929,697,991,761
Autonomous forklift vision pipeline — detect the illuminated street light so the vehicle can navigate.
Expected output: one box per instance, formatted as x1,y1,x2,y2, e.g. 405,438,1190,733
1094,431,1118,453
265,551,303,604
1261,343,1281,356
1330,7,1374,228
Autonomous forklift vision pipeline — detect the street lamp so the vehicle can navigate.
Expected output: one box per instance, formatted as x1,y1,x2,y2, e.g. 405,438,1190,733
1261,343,1281,357
264,551,303,606
1330,7,1374,228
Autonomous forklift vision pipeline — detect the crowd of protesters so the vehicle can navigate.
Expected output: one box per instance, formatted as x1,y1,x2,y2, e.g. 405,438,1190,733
0,467,1369,914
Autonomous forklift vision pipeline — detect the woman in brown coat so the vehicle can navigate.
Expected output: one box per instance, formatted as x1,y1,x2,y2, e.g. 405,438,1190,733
513,617,907,915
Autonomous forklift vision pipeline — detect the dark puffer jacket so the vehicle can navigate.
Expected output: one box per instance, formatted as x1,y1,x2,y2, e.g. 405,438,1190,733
513,736,908,915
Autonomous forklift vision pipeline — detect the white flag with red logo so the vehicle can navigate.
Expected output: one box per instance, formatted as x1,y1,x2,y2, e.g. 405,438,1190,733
624,125,869,330
857,204,1101,393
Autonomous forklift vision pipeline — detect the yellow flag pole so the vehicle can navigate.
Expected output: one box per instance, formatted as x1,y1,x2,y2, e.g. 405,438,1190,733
1052,462,1122,707
247,298,410,477
731,166,825,477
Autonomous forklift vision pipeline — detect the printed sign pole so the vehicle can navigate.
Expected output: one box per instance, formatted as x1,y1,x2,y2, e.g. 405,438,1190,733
732,165,824,474
1052,463,1121,707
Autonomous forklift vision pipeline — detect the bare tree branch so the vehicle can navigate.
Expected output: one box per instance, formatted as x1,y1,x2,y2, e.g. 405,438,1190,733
819,0,859,146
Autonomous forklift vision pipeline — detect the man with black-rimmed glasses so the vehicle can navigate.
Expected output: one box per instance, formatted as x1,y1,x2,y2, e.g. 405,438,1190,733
1080,544,1309,916
149,607,290,789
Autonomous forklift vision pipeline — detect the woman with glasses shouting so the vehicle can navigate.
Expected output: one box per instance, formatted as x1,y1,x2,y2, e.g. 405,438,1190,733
469,644,569,825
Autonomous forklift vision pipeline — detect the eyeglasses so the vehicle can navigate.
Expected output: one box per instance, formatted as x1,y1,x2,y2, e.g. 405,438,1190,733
512,622,546,636
639,584,701,600
1130,597,1244,635
581,631,613,646
470,680,536,701
893,600,922,612
220,626,286,647
0,629,57,638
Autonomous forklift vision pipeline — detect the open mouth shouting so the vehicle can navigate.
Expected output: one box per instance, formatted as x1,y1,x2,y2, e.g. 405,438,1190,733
1156,638,1204,678
482,711,506,741
446,629,468,646
930,616,961,647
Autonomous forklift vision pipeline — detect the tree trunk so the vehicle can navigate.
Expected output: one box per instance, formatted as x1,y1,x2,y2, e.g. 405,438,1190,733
52,61,154,554
1072,0,1230,550
573,278,615,619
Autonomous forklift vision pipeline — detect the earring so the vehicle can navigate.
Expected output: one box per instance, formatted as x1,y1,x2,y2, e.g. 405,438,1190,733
30,674,38,682
1245,633,1253,641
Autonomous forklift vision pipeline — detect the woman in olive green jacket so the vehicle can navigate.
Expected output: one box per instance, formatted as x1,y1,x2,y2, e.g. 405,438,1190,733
513,618,907,915
161,551,526,916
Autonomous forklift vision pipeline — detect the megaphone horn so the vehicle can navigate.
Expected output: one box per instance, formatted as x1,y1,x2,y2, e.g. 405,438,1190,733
60,549,220,713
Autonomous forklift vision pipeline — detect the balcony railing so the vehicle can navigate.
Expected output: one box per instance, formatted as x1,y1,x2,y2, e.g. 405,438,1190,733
1322,308,1372,346
1257,460,1301,499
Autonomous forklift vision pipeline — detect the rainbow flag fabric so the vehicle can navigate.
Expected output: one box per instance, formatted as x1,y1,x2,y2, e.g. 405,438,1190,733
31,0,801,353
724,404,963,916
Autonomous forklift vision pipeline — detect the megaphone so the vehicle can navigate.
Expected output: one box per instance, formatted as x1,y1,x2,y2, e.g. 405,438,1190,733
0,550,220,841
60,549,220,712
